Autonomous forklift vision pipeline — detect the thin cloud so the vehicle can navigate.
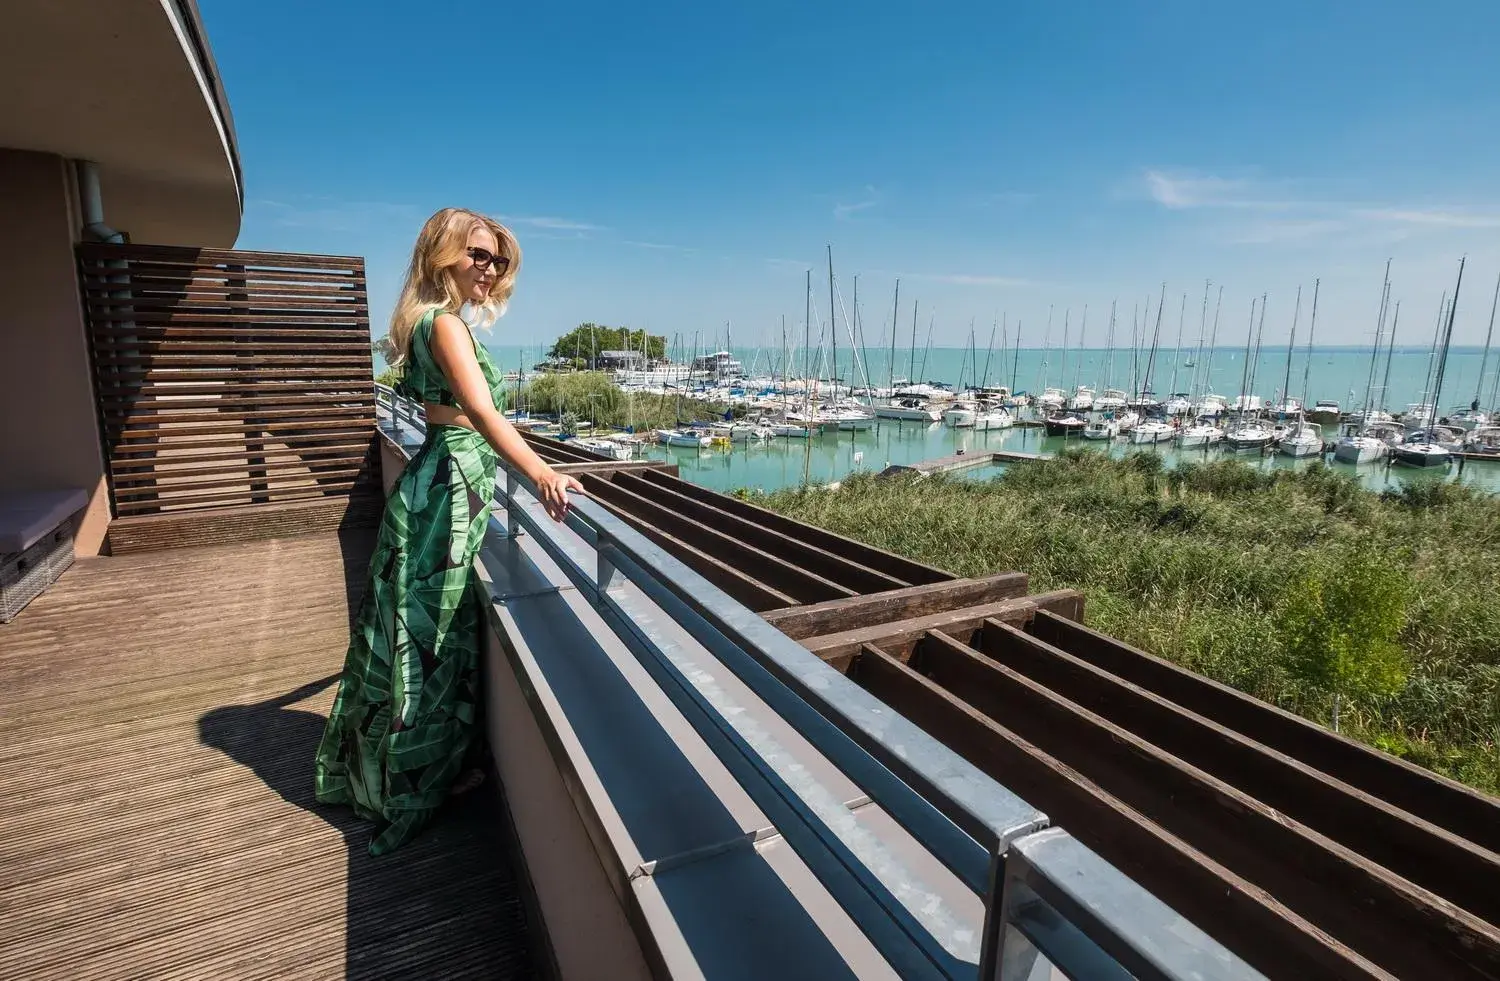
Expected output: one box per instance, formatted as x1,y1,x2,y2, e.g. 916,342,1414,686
622,239,697,253
920,273,1034,287
503,215,606,232
1142,170,1285,210
1355,208,1500,229
978,191,1036,207
834,184,882,220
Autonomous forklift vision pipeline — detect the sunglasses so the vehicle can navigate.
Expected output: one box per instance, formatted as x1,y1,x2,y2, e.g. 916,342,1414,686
466,247,510,273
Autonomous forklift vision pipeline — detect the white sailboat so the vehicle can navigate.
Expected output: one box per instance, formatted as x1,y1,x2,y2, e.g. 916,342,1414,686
1278,419,1324,458
1175,415,1224,448
656,428,712,448
1129,418,1175,444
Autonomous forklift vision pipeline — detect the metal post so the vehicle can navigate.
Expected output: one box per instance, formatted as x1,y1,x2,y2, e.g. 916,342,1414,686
596,533,618,602
505,469,521,538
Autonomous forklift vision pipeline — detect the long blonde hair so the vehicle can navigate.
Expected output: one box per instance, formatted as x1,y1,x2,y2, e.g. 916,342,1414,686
387,208,521,366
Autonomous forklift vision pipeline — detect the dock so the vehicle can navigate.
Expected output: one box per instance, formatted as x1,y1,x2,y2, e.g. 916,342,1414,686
879,449,1050,477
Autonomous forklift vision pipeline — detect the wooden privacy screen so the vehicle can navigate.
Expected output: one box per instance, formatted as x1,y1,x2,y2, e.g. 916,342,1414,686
79,243,379,517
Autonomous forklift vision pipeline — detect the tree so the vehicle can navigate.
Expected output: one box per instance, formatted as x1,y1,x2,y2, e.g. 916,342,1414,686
372,334,399,365
548,324,666,365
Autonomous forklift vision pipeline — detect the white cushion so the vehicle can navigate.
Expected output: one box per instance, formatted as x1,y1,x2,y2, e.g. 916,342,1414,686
0,488,88,554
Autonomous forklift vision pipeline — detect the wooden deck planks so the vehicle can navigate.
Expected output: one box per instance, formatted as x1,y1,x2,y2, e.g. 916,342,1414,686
0,532,538,980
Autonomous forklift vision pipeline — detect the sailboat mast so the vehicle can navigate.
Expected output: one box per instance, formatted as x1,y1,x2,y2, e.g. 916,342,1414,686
1059,309,1070,395
909,299,919,387
1170,292,1186,394
1430,257,1467,430
1361,260,1393,419
1011,321,1023,392
888,279,900,395
827,246,837,402
1039,305,1054,392
1073,305,1089,393
1301,279,1320,410
1282,285,1302,408
1191,280,1210,398
1237,297,1257,411
1204,286,1223,397
1380,302,1400,416
1103,300,1116,391
803,271,813,484
981,320,998,390
1421,292,1447,420
1142,283,1166,398
1476,271,1500,409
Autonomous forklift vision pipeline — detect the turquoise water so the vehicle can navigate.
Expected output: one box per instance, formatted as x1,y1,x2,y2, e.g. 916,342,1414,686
638,420,1500,495
469,343,1500,416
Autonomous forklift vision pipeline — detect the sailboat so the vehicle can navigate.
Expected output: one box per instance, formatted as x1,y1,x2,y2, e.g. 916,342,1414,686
1224,296,1274,451
1336,267,1399,465
1449,271,1499,431
1281,280,1325,459
1394,259,1465,468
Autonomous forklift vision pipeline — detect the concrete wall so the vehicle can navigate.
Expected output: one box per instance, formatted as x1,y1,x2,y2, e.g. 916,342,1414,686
0,150,111,555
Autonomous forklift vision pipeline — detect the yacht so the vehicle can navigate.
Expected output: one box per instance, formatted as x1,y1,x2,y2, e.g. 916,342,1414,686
769,422,812,439
1083,417,1119,440
1391,433,1452,469
1114,410,1141,433
1278,419,1324,459
1195,393,1229,417
875,396,943,422
1463,426,1500,455
1162,393,1194,416
1036,387,1068,413
1129,418,1176,444
1068,387,1095,411
1044,412,1088,438
942,401,978,428
1223,418,1273,452
571,436,633,461
1273,398,1303,415
972,404,1015,430
1175,416,1224,448
1230,395,1264,413
1092,388,1128,412
656,428,712,448
1312,399,1341,416
1332,421,1401,465
1447,406,1490,431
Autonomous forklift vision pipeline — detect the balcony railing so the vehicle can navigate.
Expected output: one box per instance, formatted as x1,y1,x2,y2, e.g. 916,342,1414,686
374,383,1261,980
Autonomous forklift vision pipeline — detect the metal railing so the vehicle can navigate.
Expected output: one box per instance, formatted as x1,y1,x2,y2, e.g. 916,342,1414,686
373,383,1263,980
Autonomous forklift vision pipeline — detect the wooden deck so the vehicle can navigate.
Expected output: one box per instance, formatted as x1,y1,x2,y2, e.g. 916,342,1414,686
0,531,540,979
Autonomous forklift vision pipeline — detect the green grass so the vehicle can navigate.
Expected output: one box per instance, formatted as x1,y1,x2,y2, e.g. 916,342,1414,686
756,450,1500,795
515,372,732,431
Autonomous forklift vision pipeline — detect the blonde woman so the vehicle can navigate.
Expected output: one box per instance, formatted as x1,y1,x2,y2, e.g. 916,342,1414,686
315,208,582,854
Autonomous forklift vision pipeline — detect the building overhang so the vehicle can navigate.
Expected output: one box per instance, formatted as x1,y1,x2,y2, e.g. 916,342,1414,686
0,0,243,247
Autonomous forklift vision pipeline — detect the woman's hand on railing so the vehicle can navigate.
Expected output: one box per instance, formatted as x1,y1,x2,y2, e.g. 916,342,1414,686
534,467,584,522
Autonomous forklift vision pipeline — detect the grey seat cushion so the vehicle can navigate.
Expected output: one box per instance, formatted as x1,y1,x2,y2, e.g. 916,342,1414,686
0,488,89,554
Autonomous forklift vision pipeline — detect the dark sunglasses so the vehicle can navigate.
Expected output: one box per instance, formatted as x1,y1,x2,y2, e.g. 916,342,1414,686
466,247,510,272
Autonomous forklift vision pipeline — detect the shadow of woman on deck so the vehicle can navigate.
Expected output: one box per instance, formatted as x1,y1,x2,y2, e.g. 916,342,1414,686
197,675,539,979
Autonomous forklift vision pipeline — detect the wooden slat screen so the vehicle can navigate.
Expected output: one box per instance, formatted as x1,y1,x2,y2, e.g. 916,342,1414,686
79,243,379,517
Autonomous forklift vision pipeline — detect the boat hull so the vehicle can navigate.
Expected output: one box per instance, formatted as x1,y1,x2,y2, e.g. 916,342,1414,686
875,406,942,422
1278,438,1323,458
1333,440,1385,465
1392,445,1451,468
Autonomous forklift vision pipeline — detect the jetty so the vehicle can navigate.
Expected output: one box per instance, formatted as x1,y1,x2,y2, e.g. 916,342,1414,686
879,449,1050,477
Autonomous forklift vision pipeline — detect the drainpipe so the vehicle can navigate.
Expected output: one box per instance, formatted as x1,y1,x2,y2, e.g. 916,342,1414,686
76,160,126,243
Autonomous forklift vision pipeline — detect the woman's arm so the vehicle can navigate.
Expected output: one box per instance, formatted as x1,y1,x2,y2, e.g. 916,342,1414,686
428,312,582,520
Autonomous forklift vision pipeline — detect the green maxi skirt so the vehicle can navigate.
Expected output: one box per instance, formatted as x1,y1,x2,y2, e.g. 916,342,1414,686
315,424,498,855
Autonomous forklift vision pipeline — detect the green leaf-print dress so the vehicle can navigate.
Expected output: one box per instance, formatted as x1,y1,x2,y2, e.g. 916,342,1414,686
315,307,505,854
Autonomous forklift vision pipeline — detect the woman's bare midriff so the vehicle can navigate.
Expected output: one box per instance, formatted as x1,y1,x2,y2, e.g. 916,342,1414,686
424,403,478,431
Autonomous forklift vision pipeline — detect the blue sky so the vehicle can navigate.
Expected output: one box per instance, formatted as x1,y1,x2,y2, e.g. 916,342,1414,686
203,0,1500,351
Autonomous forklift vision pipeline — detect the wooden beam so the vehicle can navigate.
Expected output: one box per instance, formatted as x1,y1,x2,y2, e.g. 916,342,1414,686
905,630,1500,980
1028,610,1500,855
613,470,910,595
636,468,954,585
579,474,857,604
849,643,1385,980
797,590,1082,669
980,619,1500,927
582,482,797,612
759,572,1030,640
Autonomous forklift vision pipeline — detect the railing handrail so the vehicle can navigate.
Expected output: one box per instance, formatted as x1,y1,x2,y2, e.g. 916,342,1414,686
372,383,1265,981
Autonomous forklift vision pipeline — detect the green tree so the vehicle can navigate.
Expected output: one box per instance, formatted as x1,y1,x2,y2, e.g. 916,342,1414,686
372,334,399,365
548,324,665,364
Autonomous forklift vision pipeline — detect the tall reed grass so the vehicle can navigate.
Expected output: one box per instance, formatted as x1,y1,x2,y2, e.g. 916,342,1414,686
759,450,1500,794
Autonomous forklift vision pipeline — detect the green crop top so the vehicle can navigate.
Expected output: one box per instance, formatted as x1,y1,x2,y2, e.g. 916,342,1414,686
395,307,507,411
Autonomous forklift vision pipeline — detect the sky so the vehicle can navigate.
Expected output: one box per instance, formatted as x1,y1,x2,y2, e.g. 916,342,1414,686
202,0,1500,352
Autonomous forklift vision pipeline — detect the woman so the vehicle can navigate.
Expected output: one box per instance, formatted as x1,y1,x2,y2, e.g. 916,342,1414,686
315,208,583,854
